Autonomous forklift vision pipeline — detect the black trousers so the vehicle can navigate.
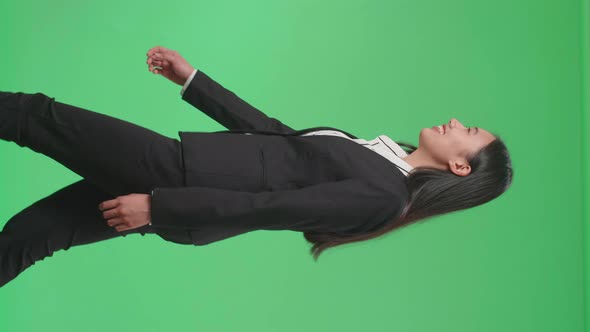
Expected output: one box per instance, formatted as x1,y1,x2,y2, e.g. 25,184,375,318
0,91,194,288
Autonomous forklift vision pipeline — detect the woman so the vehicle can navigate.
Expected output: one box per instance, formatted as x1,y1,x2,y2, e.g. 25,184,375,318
0,46,513,288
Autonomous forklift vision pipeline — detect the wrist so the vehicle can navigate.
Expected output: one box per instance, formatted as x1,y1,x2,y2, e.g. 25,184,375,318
180,68,198,96
148,189,154,226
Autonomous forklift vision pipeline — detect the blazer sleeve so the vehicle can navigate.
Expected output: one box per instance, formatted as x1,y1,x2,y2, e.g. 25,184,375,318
181,69,297,134
148,178,400,234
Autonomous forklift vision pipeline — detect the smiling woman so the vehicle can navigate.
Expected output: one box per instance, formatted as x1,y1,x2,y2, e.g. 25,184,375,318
0,46,515,288
305,118,513,260
402,118,498,176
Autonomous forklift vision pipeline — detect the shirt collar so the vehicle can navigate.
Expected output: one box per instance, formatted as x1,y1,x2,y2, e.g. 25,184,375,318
370,135,414,176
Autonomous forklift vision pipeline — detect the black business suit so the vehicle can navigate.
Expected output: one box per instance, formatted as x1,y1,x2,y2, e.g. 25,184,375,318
150,69,409,245
0,70,407,287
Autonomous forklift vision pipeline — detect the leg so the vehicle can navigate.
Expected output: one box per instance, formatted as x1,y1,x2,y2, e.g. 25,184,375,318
0,179,155,288
0,91,185,197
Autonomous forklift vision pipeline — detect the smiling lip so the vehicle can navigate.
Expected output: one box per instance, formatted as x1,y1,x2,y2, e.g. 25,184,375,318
432,125,445,134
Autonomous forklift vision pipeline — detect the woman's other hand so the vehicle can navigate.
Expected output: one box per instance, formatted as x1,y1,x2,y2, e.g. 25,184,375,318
146,46,195,86
98,193,151,232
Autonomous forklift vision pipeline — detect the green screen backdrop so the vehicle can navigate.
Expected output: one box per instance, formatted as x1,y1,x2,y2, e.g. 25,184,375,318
0,0,588,331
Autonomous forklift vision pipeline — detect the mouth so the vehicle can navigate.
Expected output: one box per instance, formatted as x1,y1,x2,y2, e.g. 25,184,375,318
432,125,445,134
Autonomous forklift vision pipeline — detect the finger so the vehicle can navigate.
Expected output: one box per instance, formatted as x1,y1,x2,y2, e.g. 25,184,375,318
98,199,118,211
115,225,129,232
101,208,119,220
107,218,125,228
151,61,168,73
147,46,172,58
152,51,176,62
147,46,166,56
147,46,164,56
147,57,159,73
147,56,164,65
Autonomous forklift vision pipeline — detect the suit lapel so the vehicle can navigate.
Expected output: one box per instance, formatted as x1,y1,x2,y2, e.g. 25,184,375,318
211,126,359,139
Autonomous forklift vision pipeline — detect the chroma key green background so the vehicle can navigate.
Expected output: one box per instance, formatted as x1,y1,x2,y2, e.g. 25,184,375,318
0,0,588,331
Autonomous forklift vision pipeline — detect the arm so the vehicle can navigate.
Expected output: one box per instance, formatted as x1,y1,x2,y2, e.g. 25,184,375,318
146,46,296,134
181,69,297,134
149,178,401,234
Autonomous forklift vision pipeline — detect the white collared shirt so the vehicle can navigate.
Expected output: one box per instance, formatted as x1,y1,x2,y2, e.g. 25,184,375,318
180,69,414,177
299,130,414,177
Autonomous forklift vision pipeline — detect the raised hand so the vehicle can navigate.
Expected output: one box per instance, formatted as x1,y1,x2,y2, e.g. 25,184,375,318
146,46,195,86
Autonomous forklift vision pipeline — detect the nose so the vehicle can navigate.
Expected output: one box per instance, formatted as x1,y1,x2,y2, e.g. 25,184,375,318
449,118,465,129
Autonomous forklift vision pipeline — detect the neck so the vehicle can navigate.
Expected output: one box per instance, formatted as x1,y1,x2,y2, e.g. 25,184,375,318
402,148,446,171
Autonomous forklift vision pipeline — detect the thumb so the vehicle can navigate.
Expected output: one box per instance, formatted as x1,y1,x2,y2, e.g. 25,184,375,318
153,66,169,75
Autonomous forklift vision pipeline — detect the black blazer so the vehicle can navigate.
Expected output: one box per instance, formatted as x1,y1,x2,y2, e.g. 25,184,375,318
149,69,409,245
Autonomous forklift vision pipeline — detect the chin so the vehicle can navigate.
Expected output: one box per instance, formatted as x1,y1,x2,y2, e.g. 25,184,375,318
417,128,429,146
420,126,436,136
418,127,438,147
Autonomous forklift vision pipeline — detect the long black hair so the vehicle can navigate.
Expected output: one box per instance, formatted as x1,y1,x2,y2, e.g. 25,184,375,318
303,133,513,261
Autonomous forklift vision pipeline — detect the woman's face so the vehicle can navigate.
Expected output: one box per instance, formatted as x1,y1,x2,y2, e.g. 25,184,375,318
419,118,496,170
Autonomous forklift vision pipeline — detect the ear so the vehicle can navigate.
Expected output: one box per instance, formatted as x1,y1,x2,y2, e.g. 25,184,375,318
448,159,471,177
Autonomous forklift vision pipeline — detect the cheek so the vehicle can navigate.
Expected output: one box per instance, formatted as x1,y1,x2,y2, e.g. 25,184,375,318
431,134,458,158
447,136,473,156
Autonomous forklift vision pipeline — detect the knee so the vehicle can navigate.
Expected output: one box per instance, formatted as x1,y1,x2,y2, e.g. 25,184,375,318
0,91,50,106
0,232,61,286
